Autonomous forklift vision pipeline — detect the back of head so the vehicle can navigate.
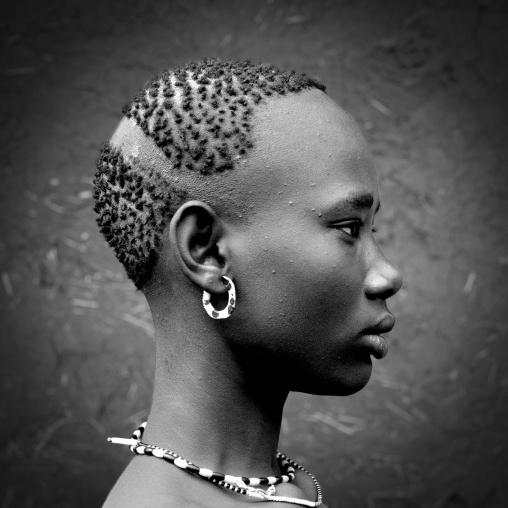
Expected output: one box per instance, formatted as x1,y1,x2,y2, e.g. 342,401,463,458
93,58,325,290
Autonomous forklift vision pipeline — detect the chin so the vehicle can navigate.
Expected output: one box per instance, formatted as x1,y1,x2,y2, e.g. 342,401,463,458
295,356,373,396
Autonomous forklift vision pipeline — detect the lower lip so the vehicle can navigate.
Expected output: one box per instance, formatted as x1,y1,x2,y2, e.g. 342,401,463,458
361,334,388,359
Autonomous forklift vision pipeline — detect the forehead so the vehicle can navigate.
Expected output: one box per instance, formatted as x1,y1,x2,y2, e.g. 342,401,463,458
237,89,377,212
256,88,369,156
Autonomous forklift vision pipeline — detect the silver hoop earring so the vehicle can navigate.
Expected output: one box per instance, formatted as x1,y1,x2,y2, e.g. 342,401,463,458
202,276,236,319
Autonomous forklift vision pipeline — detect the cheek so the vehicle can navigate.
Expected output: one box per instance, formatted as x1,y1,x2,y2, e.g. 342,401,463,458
235,226,362,337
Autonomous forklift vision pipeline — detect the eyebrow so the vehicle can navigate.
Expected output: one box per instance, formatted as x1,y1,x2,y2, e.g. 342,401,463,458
329,192,381,214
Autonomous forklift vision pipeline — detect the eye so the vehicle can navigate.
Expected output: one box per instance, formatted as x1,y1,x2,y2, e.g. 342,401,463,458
335,221,361,239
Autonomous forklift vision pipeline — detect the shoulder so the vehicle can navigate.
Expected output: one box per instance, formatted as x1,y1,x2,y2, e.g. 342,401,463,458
103,496,166,508
104,490,203,508
102,455,238,508
103,457,202,508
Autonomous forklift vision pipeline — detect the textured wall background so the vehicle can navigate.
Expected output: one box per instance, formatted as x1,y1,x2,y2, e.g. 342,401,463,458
1,1,507,507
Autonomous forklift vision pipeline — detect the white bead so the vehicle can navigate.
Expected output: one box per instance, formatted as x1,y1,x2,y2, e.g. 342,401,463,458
249,478,260,486
174,457,188,468
267,476,277,484
152,447,165,458
137,446,146,454
224,475,239,484
108,437,137,446
199,468,213,478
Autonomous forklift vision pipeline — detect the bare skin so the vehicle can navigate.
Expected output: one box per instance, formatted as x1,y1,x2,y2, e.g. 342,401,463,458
104,89,402,507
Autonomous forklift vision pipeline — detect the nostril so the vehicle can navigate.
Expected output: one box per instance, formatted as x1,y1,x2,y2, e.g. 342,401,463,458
380,286,398,300
366,285,395,300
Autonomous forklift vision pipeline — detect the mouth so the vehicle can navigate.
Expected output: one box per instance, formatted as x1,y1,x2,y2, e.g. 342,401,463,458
359,314,395,360
360,334,388,359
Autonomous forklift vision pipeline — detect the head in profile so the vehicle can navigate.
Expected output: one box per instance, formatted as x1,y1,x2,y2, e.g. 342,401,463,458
94,58,403,508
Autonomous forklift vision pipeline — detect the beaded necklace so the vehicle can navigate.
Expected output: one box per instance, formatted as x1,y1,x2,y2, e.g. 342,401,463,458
108,422,323,507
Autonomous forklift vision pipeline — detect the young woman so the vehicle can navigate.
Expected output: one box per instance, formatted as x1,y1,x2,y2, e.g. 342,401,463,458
94,59,403,507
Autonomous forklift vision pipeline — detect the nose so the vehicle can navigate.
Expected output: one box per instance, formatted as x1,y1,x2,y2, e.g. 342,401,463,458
364,249,403,300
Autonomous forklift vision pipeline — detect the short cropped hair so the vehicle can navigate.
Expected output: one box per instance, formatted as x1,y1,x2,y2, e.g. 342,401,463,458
93,58,326,290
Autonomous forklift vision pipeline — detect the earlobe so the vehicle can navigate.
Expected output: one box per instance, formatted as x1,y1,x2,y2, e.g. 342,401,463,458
169,200,230,294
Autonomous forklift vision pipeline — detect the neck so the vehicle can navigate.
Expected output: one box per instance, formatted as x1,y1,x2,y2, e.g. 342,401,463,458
142,311,289,479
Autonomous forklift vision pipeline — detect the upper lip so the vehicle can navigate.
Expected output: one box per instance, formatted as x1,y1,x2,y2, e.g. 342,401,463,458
362,314,395,335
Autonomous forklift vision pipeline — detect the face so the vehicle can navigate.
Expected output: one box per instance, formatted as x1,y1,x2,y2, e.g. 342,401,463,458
222,89,403,395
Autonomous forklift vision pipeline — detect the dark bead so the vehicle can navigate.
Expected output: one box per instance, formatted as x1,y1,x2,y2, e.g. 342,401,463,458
163,453,175,463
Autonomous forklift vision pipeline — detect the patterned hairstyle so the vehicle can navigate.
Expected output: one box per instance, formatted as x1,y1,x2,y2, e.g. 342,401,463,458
93,58,326,290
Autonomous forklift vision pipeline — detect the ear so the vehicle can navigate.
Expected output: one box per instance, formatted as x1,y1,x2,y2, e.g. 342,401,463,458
169,200,230,295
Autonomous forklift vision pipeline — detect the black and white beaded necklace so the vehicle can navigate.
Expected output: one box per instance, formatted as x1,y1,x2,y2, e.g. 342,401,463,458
108,421,323,506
